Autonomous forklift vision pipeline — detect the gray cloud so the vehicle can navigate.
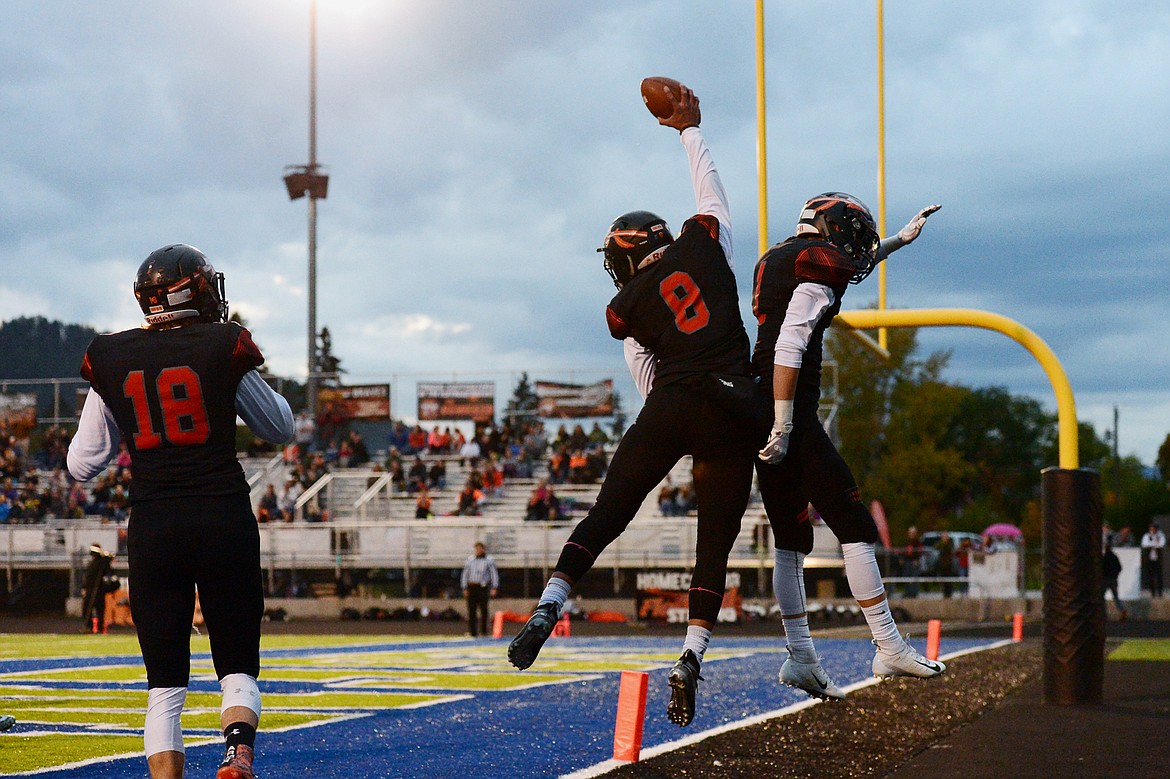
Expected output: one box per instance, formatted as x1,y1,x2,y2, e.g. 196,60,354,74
1,0,1167,462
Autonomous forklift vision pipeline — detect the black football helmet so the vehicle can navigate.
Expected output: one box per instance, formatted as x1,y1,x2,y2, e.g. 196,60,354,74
598,210,673,288
133,244,228,327
796,192,881,284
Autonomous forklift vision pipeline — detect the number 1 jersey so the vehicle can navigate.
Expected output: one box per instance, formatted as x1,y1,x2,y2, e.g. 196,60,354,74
80,321,264,503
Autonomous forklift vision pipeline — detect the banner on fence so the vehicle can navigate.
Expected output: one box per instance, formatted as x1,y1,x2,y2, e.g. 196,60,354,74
535,379,614,418
417,382,495,422
317,384,392,421
0,393,37,436
635,570,741,623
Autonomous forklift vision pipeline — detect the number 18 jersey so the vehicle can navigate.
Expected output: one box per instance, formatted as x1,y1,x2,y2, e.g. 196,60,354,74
80,321,264,503
605,214,751,392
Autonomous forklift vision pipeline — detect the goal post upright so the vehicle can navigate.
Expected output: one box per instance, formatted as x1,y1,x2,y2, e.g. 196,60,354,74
838,306,1104,705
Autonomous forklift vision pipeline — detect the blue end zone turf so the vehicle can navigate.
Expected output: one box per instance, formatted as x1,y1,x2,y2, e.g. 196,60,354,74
2,635,996,778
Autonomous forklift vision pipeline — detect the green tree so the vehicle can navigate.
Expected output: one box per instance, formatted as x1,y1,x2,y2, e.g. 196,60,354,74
1157,432,1170,483
504,372,539,427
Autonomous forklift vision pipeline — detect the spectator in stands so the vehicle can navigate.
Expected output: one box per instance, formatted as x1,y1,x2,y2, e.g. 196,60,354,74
451,428,467,454
454,478,483,516
427,426,444,454
658,477,678,516
588,422,610,448
386,456,407,493
427,459,447,490
387,421,410,454
1116,526,1134,547
415,486,434,519
106,484,130,522
459,435,481,468
406,425,428,455
526,480,561,522
348,430,370,467
278,479,302,522
336,436,353,467
256,484,279,523
552,425,570,450
547,446,570,484
407,456,428,493
0,494,10,523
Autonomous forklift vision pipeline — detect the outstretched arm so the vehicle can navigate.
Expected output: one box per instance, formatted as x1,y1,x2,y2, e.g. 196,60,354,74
877,204,941,260
658,85,734,269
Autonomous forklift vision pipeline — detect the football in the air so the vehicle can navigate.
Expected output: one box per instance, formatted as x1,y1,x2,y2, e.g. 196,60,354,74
640,76,684,119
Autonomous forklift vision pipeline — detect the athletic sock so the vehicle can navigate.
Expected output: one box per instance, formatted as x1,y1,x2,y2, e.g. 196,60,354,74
774,550,817,663
682,624,712,663
536,577,571,617
223,721,256,750
842,542,902,650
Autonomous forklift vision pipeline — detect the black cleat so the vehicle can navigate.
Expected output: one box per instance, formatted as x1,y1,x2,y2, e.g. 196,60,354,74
507,603,559,670
666,649,703,727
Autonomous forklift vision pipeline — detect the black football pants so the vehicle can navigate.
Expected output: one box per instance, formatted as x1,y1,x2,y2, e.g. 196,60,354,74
756,404,878,554
127,494,264,688
554,379,756,624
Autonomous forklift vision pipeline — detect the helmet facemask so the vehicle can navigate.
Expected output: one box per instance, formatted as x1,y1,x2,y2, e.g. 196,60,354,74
598,211,673,289
134,244,229,328
797,193,881,284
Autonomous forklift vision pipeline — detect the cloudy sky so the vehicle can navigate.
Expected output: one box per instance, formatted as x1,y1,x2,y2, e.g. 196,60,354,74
3,1,1167,464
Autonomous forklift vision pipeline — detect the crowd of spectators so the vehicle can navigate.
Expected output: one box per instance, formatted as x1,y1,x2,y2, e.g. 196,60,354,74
2,415,618,526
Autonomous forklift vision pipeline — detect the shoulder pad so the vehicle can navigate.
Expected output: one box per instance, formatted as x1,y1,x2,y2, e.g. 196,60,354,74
794,243,854,287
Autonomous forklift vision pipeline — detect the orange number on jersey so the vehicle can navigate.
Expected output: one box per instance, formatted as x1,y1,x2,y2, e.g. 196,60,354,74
122,367,210,449
659,271,710,334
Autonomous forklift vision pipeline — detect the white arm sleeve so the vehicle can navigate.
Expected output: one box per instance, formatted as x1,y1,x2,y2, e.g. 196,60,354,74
876,235,902,261
235,371,295,444
67,389,120,481
680,126,733,270
623,338,657,401
773,283,836,369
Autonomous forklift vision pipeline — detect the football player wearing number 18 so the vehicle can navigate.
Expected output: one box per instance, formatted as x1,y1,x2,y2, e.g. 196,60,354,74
67,244,294,779
508,84,761,729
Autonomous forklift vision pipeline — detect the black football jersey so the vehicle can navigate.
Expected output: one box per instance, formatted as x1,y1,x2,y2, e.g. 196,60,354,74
751,236,853,404
80,322,263,503
605,215,751,391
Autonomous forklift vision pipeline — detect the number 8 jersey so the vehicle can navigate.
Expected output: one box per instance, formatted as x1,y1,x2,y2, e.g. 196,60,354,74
604,214,752,392
79,321,264,503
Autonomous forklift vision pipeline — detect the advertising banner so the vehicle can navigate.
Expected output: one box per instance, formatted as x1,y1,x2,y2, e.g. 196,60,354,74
316,384,391,421
417,382,495,422
635,570,742,623
535,379,614,418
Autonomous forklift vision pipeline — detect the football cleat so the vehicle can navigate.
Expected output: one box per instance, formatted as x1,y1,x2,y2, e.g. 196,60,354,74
872,638,947,679
216,743,255,779
780,654,845,701
507,603,559,670
0,715,16,731
666,649,703,727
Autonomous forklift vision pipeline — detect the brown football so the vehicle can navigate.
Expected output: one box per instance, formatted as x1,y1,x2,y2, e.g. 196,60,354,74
640,76,684,119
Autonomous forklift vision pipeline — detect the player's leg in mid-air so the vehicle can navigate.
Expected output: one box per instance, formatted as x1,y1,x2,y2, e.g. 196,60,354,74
666,408,755,727
508,394,684,670
757,440,845,701
799,421,945,679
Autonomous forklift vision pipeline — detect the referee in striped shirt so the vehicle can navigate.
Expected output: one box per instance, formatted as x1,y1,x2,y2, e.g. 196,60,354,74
461,543,500,637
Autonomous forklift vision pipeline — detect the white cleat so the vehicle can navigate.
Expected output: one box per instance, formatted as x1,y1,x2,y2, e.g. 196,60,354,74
872,638,946,679
780,655,846,701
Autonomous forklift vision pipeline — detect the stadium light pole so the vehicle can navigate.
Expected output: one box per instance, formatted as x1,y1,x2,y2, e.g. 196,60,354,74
284,0,329,430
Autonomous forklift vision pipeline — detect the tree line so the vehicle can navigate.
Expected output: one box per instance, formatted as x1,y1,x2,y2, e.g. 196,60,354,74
826,325,1170,547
